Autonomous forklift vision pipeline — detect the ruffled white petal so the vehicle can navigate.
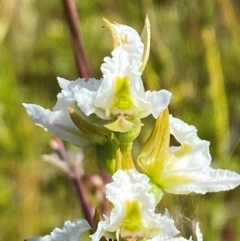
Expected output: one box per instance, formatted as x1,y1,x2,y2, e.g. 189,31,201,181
148,223,203,241
55,77,101,115
91,216,111,241
149,236,189,241
26,219,91,241
141,90,172,119
23,104,93,147
169,115,211,166
106,169,153,203
73,79,102,117
54,77,88,111
158,115,240,194
161,166,240,194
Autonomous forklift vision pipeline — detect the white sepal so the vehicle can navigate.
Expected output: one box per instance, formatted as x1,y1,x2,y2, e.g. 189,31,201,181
158,116,240,194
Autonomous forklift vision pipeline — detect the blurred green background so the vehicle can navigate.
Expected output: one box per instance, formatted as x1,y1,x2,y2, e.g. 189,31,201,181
1,0,240,240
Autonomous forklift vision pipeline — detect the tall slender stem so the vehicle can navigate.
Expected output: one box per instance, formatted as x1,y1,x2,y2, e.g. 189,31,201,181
51,137,94,226
62,0,91,79
70,177,93,227
61,0,93,226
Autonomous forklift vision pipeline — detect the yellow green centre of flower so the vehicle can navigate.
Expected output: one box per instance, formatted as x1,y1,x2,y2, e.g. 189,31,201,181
120,200,144,237
112,76,136,119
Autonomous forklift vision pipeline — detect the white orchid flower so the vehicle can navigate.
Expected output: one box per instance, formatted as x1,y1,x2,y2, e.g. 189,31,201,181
91,169,179,241
78,17,171,132
138,109,240,195
26,219,91,241
23,17,171,143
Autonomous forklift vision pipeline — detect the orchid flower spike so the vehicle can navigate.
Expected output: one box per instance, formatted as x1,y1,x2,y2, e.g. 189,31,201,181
138,108,240,195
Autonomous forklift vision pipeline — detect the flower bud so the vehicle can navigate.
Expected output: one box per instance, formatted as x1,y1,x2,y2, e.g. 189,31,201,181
137,108,170,187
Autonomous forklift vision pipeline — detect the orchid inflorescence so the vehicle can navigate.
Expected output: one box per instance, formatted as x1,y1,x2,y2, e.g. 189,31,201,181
24,16,240,241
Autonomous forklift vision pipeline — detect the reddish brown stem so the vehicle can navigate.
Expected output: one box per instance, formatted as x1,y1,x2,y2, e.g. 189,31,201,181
100,169,112,215
62,0,91,79
70,177,93,226
52,136,93,226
